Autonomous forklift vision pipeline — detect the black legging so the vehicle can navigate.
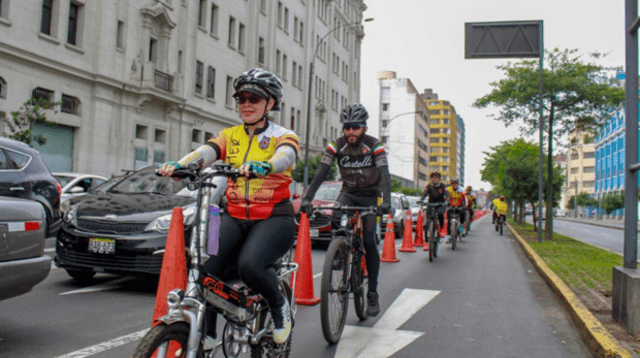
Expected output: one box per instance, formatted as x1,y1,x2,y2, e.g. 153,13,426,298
204,214,295,337
332,192,380,293
425,203,446,237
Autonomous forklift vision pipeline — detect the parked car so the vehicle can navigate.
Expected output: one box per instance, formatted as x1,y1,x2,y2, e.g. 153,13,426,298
381,193,410,238
406,195,421,231
291,181,342,242
0,196,52,301
554,209,567,217
54,172,108,204
0,137,61,237
55,166,226,282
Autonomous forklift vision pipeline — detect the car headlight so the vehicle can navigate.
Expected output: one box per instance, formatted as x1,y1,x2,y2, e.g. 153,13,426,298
64,205,78,226
145,204,197,232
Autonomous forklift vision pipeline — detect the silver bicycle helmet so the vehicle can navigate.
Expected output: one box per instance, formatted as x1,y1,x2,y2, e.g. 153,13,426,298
233,68,283,111
340,103,369,125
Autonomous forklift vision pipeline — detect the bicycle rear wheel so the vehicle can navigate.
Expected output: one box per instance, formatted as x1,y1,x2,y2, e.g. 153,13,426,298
132,322,198,358
320,237,350,344
428,222,435,262
451,221,457,250
352,250,368,321
500,221,504,236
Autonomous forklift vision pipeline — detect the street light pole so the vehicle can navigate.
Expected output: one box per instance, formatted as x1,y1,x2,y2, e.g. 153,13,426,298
303,18,374,190
380,111,426,141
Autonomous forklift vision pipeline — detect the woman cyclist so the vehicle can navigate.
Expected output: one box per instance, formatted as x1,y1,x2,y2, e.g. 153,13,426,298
159,68,298,345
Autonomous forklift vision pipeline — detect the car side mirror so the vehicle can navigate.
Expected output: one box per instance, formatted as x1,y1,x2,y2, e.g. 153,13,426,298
69,186,86,194
292,193,300,199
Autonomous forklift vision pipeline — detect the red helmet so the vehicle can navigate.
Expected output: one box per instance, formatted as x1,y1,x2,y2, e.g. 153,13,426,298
499,195,505,200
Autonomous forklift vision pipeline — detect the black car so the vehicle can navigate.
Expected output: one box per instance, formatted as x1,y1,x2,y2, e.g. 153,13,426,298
0,137,61,237
55,166,226,281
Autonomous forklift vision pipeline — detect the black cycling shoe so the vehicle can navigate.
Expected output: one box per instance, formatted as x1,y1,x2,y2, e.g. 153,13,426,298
366,291,380,317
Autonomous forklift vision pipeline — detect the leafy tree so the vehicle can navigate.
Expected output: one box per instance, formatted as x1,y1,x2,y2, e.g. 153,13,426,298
291,154,337,183
398,187,421,196
601,192,624,214
391,177,403,192
566,196,575,210
474,48,624,240
1,98,61,146
575,192,597,207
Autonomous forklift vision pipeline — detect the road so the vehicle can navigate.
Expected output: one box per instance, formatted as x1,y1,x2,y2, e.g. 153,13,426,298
0,217,591,358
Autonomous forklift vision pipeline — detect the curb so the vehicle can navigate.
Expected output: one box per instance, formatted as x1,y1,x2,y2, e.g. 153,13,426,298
506,223,635,358
556,218,640,232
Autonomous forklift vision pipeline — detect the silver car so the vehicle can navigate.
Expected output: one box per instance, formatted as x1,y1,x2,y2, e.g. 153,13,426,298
381,193,411,238
0,196,52,301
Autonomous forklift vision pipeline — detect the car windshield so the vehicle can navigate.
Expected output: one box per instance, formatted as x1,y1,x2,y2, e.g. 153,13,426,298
54,175,77,188
109,168,191,196
407,196,421,208
315,183,342,201
93,176,123,193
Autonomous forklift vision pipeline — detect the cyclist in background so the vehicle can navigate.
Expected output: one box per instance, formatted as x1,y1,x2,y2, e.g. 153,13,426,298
491,195,508,223
300,103,392,317
445,178,467,243
419,171,448,249
465,186,477,230
158,68,297,345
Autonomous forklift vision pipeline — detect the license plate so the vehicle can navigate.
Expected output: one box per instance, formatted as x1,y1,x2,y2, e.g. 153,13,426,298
310,229,319,237
88,237,116,254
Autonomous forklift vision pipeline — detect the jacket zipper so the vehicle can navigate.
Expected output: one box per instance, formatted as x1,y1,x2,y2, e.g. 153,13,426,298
242,133,254,220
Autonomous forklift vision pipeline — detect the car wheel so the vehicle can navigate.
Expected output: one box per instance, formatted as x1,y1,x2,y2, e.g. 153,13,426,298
66,269,96,282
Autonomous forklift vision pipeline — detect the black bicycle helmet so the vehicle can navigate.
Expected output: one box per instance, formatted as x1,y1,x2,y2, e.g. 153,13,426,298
429,171,441,179
450,178,459,184
233,68,283,111
340,103,369,125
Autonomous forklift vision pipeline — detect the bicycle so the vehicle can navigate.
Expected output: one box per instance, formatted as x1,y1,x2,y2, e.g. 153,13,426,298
132,164,298,358
309,204,378,344
448,206,465,250
463,207,473,237
421,202,446,262
495,212,505,236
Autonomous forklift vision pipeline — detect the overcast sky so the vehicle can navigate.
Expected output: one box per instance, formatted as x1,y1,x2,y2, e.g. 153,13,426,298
358,0,625,191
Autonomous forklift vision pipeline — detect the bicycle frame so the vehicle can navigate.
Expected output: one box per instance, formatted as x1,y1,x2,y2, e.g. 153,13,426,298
154,165,298,358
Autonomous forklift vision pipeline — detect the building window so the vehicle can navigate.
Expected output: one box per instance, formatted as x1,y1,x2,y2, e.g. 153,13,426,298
198,0,206,27
442,138,449,143
584,152,595,159
225,75,233,106
135,124,148,140
284,7,289,32
228,16,236,47
206,66,215,99
153,150,166,166
155,129,166,144
260,0,266,14
61,94,79,115
32,87,53,102
210,4,219,36
298,65,303,88
0,77,6,99
41,0,54,35
381,103,389,111
584,166,595,173
238,23,245,52
282,54,288,80
294,17,298,41
67,2,79,45
276,49,281,75
195,61,203,94
149,37,157,62
192,129,202,143
570,153,579,160
299,22,304,45
116,20,125,49
205,132,214,142
292,60,298,85
258,37,265,64
290,106,296,130
277,1,283,27
0,0,7,19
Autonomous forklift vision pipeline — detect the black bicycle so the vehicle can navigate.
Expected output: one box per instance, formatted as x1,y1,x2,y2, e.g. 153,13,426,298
421,202,446,262
495,212,505,235
310,204,378,344
448,207,465,250
132,164,298,358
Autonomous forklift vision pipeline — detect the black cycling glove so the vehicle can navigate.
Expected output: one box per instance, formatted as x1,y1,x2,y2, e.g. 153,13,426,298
300,198,313,215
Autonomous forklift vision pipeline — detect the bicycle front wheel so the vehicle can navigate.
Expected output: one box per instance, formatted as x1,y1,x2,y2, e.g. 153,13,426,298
451,222,457,250
352,250,368,321
132,322,196,358
320,237,350,344
428,222,435,262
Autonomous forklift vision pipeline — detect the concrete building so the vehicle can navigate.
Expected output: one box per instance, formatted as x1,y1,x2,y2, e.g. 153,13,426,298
420,89,465,184
555,152,570,210
594,107,625,216
373,71,430,189
0,0,368,176
568,131,596,196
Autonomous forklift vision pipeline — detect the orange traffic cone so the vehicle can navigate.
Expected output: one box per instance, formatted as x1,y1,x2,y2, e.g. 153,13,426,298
414,210,425,247
399,210,415,252
381,214,400,263
152,207,187,327
439,212,449,239
291,213,321,305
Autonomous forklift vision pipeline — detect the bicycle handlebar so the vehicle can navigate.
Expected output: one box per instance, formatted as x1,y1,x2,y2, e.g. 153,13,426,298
309,204,379,221
155,163,255,182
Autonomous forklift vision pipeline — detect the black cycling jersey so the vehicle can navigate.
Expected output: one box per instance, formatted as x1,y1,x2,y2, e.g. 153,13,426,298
421,182,447,203
320,134,388,197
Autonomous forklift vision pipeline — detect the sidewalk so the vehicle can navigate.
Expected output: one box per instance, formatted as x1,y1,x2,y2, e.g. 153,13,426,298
555,216,640,232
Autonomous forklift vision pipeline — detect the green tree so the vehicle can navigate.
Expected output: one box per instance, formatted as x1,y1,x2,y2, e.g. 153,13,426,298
1,98,61,146
398,187,421,196
474,48,624,240
566,196,575,210
390,177,403,192
575,192,597,207
601,192,625,215
291,154,337,183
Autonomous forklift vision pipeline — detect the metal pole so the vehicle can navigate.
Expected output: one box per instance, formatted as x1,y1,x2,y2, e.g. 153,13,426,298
303,62,314,190
537,33,544,243
624,0,638,268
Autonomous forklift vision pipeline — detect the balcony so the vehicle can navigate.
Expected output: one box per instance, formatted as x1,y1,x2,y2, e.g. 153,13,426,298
154,70,174,93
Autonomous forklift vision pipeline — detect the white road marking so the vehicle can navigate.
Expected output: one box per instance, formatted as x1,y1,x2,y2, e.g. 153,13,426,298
54,328,149,358
60,277,132,295
335,288,440,358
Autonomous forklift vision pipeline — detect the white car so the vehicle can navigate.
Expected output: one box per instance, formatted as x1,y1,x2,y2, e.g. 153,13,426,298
406,195,421,231
53,173,108,204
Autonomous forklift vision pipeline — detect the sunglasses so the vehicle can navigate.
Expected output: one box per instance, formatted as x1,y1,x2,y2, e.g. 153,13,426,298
343,124,364,131
236,95,264,104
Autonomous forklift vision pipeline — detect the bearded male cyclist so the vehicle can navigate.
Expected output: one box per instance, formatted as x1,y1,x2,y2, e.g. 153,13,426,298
300,103,392,317
445,178,468,243
159,68,297,345
419,171,448,250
